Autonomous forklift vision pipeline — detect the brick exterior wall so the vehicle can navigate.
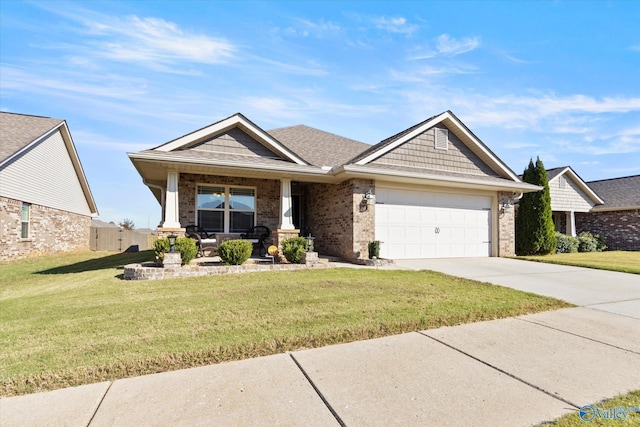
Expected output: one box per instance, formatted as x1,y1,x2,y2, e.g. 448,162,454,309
178,174,280,232
0,196,91,261
305,178,374,262
497,192,516,256
575,209,640,251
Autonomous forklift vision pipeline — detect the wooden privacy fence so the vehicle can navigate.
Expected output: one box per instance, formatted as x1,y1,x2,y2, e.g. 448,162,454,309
90,227,158,252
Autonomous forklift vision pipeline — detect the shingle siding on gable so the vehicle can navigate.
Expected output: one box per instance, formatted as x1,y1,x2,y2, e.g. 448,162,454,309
370,124,499,177
549,177,595,212
0,129,92,216
180,128,282,159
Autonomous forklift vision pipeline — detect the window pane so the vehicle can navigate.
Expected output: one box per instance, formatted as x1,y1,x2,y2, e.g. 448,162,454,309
21,203,29,221
230,212,254,233
229,188,255,210
198,211,224,233
21,223,29,239
197,186,225,209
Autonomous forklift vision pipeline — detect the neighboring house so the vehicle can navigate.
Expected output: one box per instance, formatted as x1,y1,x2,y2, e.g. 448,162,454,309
544,166,604,236
576,175,640,251
0,112,98,260
128,111,540,262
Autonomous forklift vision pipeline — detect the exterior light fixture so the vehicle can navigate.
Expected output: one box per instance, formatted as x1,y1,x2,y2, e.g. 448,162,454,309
168,234,177,253
306,233,315,252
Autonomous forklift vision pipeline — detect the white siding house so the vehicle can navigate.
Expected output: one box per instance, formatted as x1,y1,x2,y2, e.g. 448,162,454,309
0,112,98,260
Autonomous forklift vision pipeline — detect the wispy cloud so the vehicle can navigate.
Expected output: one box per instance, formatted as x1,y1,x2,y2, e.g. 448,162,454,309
435,34,479,56
84,15,235,67
628,44,640,52
372,16,419,34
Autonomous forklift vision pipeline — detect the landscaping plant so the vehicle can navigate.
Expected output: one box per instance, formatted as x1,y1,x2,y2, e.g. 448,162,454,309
368,240,381,259
516,157,556,255
218,239,253,265
281,236,308,263
555,232,579,253
153,237,197,265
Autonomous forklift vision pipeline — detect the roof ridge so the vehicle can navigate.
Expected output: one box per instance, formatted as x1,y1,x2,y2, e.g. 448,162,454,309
587,174,640,183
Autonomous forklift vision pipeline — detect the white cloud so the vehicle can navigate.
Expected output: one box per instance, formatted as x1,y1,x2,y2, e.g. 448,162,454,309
629,45,640,52
85,15,235,66
372,16,419,34
435,34,479,56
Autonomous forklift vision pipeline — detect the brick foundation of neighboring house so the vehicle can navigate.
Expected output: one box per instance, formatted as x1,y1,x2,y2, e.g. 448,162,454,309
575,209,640,251
0,196,91,261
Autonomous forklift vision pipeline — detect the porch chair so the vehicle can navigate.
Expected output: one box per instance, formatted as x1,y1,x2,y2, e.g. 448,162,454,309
185,225,218,257
240,226,271,257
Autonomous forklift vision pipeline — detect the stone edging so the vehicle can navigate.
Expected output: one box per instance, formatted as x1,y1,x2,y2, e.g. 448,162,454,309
124,261,333,280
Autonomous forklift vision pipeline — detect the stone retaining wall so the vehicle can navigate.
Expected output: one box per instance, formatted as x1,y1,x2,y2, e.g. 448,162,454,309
124,261,332,280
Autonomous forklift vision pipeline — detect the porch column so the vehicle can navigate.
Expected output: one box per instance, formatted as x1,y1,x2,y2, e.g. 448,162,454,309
278,178,295,230
566,211,576,237
163,171,181,229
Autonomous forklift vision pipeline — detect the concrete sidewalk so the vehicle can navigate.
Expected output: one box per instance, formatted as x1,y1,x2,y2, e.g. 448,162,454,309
3,307,639,427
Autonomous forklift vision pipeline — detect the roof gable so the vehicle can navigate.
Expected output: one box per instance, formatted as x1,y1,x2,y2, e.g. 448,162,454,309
267,125,369,167
350,111,520,182
547,166,604,206
154,113,307,165
0,116,98,216
177,127,286,160
0,112,63,164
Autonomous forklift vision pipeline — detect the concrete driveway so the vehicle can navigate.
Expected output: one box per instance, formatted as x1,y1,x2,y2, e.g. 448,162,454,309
393,257,640,319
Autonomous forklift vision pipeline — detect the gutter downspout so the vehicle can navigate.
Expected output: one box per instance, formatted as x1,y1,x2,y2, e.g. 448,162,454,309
144,180,166,227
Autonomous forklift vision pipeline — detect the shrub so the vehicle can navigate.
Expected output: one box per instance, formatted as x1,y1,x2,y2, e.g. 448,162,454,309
577,231,599,253
515,157,556,255
595,233,607,252
153,237,198,265
218,240,253,265
368,240,381,259
555,232,578,253
281,236,308,264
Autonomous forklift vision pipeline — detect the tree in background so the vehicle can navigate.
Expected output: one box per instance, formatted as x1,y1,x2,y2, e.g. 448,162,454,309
516,157,556,255
119,218,135,230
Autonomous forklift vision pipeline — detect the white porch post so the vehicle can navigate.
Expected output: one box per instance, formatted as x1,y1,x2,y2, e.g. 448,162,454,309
163,171,181,228
566,211,576,237
278,178,295,230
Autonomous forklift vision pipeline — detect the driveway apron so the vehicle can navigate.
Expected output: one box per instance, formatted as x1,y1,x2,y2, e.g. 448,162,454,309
393,257,640,318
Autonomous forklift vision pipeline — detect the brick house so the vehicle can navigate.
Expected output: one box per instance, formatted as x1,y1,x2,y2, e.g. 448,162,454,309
576,175,640,251
0,112,98,261
544,166,604,237
128,111,540,262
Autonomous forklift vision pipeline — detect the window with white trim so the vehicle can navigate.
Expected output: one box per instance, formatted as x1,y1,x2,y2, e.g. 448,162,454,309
434,128,448,150
197,185,256,233
21,202,30,239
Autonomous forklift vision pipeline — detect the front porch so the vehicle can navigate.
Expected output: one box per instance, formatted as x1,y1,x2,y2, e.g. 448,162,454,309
153,172,376,263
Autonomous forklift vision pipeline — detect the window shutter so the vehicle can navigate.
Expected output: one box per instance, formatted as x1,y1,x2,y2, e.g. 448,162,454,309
434,128,448,150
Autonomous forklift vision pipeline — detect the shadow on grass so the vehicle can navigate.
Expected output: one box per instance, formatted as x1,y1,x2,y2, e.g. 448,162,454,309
38,251,156,274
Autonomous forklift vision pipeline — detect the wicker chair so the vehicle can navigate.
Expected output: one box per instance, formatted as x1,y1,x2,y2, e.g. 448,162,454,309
185,225,218,257
240,226,271,257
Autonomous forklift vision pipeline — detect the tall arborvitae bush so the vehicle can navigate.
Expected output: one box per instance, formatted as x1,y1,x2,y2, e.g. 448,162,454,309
516,157,557,255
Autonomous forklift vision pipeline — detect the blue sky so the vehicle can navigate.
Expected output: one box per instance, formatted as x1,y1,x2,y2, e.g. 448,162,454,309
1,1,639,229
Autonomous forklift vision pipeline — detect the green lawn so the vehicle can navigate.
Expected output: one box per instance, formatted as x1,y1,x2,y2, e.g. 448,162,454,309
0,251,570,396
518,251,640,274
538,390,640,426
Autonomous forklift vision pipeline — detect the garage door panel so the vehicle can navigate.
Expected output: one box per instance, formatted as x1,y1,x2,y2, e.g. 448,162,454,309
376,190,492,259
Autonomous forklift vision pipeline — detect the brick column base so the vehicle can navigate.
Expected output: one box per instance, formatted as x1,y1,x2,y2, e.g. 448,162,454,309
156,227,186,238
272,229,300,263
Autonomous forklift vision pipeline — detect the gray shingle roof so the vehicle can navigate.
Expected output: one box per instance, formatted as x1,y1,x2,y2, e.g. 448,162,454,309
587,175,640,210
0,112,63,163
545,167,568,181
267,125,370,167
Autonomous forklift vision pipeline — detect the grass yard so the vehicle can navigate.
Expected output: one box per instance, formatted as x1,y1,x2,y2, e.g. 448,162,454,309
538,390,640,426
1,251,570,397
518,251,640,274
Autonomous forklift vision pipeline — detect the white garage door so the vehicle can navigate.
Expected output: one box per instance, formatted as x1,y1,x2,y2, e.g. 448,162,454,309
375,188,492,259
